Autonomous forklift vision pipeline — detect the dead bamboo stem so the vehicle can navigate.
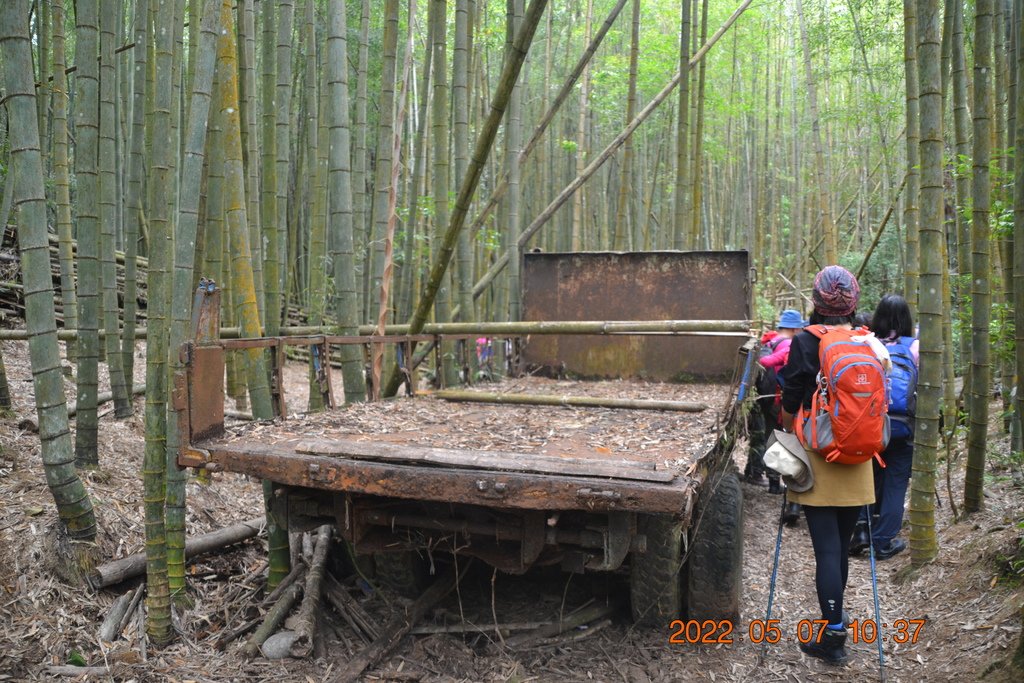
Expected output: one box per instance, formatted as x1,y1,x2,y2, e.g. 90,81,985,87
434,389,708,412
289,525,333,658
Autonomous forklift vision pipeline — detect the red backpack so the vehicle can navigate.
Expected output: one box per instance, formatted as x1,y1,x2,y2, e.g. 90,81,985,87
796,326,890,466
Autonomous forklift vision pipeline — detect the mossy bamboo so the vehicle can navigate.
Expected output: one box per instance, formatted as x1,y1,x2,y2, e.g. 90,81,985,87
260,0,279,338
141,0,176,643
73,0,101,468
911,0,942,565
273,0,295,337
165,0,220,601
216,0,289,587
0,0,97,546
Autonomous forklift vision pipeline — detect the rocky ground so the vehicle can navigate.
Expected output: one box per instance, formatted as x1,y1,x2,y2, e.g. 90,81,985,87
0,337,1021,682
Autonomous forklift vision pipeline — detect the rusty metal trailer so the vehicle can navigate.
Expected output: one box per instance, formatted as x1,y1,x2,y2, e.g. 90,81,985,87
175,252,754,625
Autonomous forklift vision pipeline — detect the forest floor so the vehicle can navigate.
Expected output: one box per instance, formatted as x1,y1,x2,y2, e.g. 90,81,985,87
0,338,1022,682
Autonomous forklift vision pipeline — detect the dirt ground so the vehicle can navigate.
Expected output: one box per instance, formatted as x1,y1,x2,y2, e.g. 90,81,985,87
0,339,1022,682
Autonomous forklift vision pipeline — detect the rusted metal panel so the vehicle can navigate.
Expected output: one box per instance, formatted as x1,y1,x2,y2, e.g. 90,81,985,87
189,345,225,442
521,251,751,380
202,442,694,514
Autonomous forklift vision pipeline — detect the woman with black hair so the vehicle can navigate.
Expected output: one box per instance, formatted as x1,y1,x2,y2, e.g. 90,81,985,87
779,265,875,665
850,294,918,560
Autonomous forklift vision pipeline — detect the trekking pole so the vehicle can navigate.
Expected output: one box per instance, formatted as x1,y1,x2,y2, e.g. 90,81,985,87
865,505,886,682
760,494,788,662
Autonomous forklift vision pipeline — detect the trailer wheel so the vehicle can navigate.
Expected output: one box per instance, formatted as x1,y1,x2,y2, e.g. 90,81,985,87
686,471,743,622
629,514,684,627
373,550,428,598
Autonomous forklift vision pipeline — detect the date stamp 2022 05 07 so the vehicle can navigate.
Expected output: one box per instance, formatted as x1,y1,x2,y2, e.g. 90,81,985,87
668,618,927,646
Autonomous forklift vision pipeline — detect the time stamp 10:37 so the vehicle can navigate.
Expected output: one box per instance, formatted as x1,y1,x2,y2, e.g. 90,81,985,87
668,618,927,645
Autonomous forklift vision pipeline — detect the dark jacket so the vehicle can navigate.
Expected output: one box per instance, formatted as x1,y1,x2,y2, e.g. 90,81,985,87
780,329,821,415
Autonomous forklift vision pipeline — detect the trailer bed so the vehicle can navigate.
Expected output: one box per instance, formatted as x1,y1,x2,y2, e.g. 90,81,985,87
187,378,737,515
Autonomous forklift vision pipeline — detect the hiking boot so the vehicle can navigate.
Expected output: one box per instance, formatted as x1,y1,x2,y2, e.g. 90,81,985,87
874,538,907,560
799,626,848,665
767,478,783,495
783,502,801,526
849,523,870,556
743,471,768,486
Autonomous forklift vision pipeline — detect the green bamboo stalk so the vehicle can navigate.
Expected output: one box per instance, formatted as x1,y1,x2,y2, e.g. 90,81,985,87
122,0,148,404
238,0,265,323
1014,0,1024,472
142,0,177,643
164,0,220,602
73,0,101,468
353,0,371,323
99,0,131,418
673,0,691,249
903,0,921,311
0,0,97,549
965,0,994,514
216,0,289,587
261,0,279,338
910,0,941,565
326,0,367,404
397,10,433,324
453,0,476,385
952,0,971,377
50,0,77,361
274,0,295,336
431,0,458,385
304,0,326,411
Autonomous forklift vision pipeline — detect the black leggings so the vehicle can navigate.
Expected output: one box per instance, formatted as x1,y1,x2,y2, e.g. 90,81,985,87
802,505,862,625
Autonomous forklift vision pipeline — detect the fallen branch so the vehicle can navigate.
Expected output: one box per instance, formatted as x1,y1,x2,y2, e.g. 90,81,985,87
97,589,135,642
69,383,146,418
331,564,470,683
434,389,708,412
115,584,146,638
290,525,333,658
88,517,266,589
243,579,304,658
45,666,111,677
323,572,380,643
502,602,616,649
534,617,612,648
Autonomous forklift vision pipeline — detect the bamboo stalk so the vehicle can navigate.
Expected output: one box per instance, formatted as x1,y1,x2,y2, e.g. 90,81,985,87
0,319,750,341
289,525,332,658
87,517,266,589
243,580,304,659
434,390,708,412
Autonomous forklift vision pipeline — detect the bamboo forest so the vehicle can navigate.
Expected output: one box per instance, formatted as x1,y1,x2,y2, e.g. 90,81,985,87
1,0,1023,680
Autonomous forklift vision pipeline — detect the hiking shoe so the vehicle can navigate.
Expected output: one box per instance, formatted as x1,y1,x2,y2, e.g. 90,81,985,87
767,478,783,495
875,538,907,560
783,502,801,526
849,524,870,556
744,471,768,486
799,626,848,665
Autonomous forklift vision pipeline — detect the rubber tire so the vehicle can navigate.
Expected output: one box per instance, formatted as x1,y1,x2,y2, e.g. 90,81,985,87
630,513,684,627
373,550,428,598
686,471,743,622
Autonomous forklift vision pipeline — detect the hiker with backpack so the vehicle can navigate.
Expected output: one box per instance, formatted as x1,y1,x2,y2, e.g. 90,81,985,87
744,309,806,496
779,265,884,665
850,294,919,560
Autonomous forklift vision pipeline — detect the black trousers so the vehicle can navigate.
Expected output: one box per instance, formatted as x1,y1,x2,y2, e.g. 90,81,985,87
803,504,862,625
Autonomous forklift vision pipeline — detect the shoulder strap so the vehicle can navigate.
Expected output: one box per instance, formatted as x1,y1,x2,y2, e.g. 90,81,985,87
803,325,830,340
